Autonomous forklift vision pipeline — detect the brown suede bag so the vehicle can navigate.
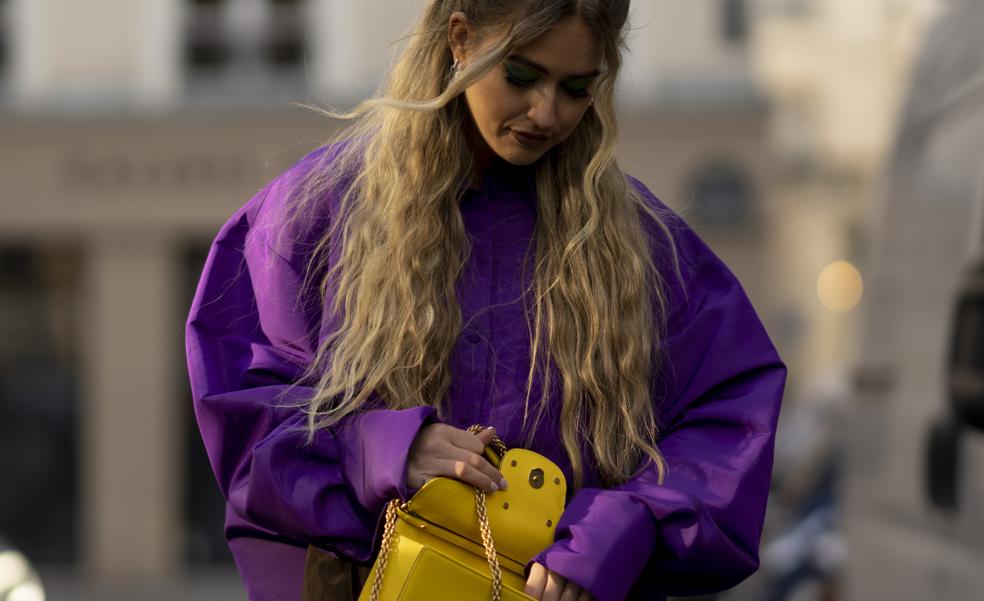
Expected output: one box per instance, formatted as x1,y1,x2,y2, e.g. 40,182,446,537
301,545,372,601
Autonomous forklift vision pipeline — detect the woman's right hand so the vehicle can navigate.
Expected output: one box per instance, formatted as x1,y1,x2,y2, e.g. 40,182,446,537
406,424,508,493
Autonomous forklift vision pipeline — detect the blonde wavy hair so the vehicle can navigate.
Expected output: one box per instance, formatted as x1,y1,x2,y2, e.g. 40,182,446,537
282,0,683,489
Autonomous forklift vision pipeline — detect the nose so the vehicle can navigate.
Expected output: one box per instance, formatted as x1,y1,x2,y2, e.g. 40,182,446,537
527,88,558,131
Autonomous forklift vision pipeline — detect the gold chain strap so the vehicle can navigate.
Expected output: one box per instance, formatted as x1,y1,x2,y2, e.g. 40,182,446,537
368,425,506,601
474,486,503,601
368,499,401,601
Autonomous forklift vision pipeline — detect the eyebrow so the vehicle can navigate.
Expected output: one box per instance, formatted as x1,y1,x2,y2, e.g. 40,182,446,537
507,54,601,80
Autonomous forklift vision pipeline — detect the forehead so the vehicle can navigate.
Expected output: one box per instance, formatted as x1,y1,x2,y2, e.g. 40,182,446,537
511,16,603,77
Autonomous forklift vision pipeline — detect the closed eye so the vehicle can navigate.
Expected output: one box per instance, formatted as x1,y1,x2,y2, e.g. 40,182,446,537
504,61,538,88
561,83,591,98
504,61,595,99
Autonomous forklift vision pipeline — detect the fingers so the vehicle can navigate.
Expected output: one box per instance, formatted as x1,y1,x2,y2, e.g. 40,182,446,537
541,569,565,601
437,449,502,492
470,427,508,488
559,581,584,601
525,563,588,601
448,425,493,454
406,424,507,492
525,563,548,600
475,425,497,447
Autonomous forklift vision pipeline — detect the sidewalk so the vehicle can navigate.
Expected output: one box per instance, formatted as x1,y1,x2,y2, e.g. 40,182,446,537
37,566,245,601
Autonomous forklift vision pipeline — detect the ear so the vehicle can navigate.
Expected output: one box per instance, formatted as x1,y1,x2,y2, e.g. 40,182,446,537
448,11,472,62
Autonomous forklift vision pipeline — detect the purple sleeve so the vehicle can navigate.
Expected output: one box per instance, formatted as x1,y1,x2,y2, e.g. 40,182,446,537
531,180,787,601
185,158,437,561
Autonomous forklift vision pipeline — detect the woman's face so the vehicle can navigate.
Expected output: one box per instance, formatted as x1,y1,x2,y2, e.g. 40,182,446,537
451,15,604,168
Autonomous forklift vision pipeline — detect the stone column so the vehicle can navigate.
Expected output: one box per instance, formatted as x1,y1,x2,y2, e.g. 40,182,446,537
81,233,179,581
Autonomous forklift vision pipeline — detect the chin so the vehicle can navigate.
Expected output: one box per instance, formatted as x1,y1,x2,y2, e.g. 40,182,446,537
495,143,550,166
500,153,542,167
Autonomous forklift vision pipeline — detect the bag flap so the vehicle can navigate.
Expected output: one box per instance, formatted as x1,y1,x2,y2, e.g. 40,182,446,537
406,448,566,565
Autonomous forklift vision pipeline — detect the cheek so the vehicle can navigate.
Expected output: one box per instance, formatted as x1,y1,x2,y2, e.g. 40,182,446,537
557,105,590,137
467,78,528,128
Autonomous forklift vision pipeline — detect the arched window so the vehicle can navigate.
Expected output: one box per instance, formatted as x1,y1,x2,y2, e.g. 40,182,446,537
686,161,756,227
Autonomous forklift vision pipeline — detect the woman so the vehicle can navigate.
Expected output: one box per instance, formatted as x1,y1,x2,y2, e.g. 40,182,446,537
186,1,787,600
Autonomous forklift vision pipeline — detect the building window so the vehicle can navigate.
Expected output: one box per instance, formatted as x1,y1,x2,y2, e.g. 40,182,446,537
184,0,308,96
267,0,306,68
0,245,81,564
686,161,756,227
722,0,748,44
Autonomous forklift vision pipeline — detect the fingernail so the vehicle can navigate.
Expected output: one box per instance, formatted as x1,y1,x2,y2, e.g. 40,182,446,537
499,478,508,490
489,482,499,492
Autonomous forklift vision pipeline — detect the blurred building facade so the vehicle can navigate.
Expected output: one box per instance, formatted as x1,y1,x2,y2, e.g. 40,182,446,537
750,0,938,397
839,1,984,599
0,0,930,596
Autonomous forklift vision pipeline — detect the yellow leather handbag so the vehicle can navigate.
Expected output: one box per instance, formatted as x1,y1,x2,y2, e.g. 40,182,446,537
358,426,567,601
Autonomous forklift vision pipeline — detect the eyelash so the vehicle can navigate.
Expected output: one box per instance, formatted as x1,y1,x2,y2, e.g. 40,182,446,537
504,69,592,99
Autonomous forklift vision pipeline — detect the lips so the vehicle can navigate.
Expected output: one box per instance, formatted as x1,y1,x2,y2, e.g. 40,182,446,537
510,129,550,148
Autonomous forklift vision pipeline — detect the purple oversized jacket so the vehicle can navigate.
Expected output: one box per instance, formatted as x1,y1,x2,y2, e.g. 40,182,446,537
186,145,787,601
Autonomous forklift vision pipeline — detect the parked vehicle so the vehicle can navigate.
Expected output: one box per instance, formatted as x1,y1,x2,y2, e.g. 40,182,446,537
844,1,984,599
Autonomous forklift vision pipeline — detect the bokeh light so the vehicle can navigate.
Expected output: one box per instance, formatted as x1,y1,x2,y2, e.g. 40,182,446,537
816,260,863,314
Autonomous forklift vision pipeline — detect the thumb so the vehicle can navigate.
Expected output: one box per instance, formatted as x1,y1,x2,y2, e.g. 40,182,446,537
476,426,496,445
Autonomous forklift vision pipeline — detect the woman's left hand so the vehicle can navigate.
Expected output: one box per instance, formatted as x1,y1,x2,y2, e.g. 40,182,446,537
524,562,595,601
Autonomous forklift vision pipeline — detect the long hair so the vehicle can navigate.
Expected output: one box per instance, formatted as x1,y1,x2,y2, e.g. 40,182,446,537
280,0,683,489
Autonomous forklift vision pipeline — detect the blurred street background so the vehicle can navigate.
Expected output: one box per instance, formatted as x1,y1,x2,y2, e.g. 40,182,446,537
2,1,983,600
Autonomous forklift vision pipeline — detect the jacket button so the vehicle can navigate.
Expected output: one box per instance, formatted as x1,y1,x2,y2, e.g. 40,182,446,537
466,332,481,344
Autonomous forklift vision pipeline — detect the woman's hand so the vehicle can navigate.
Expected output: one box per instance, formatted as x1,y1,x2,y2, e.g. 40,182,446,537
525,563,594,601
406,424,508,493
